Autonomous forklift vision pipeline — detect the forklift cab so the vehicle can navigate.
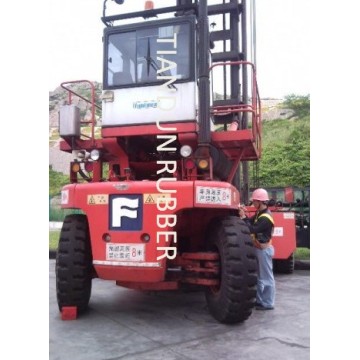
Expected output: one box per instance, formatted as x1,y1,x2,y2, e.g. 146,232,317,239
102,16,197,127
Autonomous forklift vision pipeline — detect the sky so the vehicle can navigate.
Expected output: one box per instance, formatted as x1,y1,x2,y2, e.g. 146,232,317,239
48,0,311,98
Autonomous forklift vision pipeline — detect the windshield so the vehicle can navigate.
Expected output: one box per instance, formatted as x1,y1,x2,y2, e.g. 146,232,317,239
105,21,192,88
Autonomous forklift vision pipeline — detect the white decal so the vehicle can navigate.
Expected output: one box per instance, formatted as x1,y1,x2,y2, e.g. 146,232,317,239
196,186,231,205
106,243,145,262
112,197,139,227
61,189,69,205
273,227,284,237
284,212,295,219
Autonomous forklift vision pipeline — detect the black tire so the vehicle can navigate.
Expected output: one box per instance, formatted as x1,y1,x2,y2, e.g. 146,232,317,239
273,252,295,274
56,214,93,314
205,216,258,324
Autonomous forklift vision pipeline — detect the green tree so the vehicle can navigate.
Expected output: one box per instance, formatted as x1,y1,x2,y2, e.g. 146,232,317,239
283,94,310,118
257,113,310,187
49,166,69,197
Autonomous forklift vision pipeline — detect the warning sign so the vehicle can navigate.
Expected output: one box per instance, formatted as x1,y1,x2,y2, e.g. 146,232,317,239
87,194,108,205
106,243,145,261
144,193,171,204
145,194,155,204
195,186,231,205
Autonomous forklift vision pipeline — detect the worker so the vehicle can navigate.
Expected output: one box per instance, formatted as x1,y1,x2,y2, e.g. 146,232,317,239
239,188,275,310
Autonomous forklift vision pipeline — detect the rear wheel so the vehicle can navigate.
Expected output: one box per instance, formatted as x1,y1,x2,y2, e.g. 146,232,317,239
273,252,295,274
205,216,258,324
56,214,93,314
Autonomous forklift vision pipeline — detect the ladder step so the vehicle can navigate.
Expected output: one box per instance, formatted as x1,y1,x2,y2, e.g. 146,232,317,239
211,51,243,62
208,2,241,16
213,99,240,107
210,30,231,42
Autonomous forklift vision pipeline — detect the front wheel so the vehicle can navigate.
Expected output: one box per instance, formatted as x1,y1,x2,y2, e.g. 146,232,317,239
55,214,93,314
205,216,258,324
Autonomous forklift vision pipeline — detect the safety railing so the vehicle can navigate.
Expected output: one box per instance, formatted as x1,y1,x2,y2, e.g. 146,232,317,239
60,80,101,146
209,61,262,155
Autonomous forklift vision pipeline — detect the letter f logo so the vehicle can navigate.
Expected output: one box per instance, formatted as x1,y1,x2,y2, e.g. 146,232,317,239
110,195,143,230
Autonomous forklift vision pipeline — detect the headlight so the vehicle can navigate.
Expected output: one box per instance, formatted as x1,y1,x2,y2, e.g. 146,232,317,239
90,149,100,161
180,145,192,158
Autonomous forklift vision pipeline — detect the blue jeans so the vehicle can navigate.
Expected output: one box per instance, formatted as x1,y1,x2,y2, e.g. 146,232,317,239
255,245,275,308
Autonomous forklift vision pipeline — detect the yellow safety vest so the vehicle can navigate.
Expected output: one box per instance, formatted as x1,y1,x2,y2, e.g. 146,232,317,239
251,212,274,249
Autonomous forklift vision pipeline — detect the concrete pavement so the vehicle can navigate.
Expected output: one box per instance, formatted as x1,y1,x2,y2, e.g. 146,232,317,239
49,260,310,360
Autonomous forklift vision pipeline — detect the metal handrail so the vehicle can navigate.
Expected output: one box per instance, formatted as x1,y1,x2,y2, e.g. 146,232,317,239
209,61,262,156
